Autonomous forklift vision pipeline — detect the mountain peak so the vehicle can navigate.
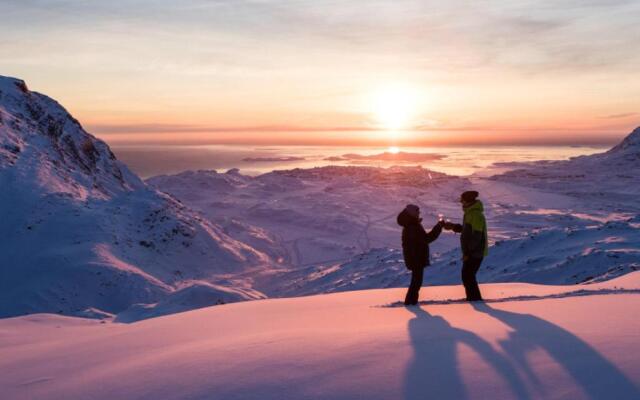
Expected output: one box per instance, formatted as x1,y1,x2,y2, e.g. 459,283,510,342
0,75,144,199
0,75,28,94
0,76,272,319
608,126,640,154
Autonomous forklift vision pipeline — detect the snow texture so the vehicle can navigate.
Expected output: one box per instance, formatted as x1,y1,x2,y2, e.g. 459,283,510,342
2,273,640,400
149,127,640,298
2,75,640,400
0,75,272,319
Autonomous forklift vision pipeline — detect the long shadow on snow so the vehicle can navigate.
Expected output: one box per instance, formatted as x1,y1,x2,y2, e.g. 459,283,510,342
404,306,530,400
473,303,640,400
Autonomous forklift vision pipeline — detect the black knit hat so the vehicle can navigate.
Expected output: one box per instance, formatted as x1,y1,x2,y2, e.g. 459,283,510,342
460,190,479,202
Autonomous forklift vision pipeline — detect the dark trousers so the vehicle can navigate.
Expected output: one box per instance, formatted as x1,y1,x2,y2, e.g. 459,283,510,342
462,257,483,301
405,267,424,305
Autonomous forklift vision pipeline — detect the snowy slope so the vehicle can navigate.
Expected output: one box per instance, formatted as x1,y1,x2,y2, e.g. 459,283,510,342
0,76,271,319
147,165,472,298
149,128,640,296
605,126,640,155
490,126,640,210
2,273,639,400
148,166,469,268
271,215,640,297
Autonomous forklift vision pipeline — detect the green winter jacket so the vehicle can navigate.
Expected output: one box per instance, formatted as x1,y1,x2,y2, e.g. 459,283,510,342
452,200,488,259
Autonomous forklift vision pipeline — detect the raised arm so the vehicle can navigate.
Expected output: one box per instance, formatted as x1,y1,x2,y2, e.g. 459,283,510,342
424,222,443,243
447,222,463,233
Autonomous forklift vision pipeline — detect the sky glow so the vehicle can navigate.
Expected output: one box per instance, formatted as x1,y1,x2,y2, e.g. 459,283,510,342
1,0,639,145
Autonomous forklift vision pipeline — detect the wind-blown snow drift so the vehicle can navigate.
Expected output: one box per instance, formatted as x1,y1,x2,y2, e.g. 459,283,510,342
0,76,271,319
2,273,640,400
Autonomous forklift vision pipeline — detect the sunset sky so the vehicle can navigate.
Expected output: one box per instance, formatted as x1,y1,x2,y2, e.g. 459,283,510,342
1,0,639,145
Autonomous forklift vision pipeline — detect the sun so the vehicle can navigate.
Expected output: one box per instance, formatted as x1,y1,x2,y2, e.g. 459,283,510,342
370,84,420,131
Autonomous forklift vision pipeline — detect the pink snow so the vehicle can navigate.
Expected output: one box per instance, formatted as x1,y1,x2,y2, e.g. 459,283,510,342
1,273,639,400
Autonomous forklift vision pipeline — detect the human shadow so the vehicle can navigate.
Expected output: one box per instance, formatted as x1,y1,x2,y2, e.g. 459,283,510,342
473,303,640,400
404,306,530,400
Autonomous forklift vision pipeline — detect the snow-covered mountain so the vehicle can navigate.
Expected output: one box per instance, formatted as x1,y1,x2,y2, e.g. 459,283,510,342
3,74,638,321
147,165,472,297
282,129,640,294
490,126,640,209
149,128,640,297
147,165,469,270
605,126,640,155
0,76,271,319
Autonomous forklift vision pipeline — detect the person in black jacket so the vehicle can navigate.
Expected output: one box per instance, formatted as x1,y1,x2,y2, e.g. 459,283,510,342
397,204,444,305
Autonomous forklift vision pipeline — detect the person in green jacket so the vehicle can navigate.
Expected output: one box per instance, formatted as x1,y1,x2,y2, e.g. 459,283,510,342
444,190,488,301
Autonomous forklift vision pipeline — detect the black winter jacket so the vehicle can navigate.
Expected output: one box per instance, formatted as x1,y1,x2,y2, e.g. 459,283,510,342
397,210,443,270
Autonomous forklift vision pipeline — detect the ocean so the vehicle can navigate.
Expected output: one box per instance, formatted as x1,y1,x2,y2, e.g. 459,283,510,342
111,144,608,179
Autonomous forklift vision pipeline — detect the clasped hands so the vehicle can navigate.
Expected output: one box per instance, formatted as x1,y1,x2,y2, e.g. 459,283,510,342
437,219,456,231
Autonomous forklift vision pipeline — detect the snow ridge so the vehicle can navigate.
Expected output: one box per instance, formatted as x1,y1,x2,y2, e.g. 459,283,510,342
0,76,273,320
0,77,143,199
608,126,640,154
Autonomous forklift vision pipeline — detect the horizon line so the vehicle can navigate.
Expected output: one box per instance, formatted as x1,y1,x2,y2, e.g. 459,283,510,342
105,137,619,147
89,122,636,147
